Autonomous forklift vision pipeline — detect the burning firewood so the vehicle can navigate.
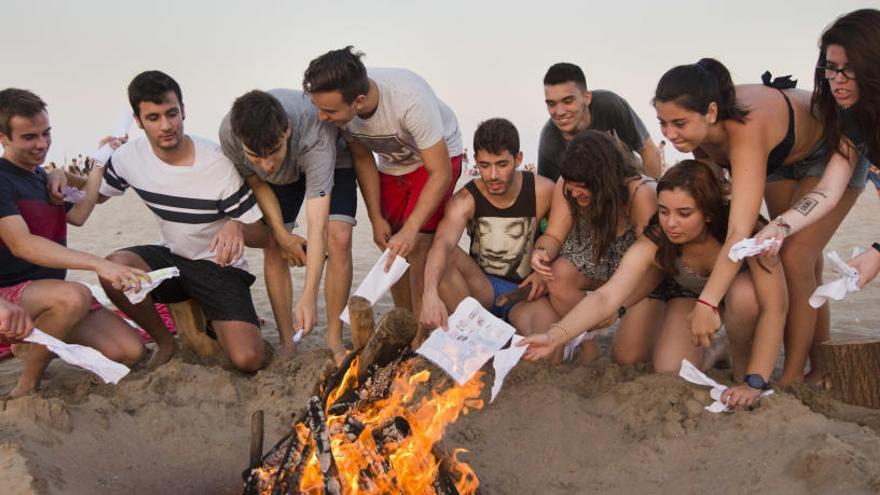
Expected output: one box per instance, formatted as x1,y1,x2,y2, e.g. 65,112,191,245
243,299,483,495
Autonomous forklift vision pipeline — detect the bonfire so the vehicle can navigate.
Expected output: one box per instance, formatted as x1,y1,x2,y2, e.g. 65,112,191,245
243,297,484,495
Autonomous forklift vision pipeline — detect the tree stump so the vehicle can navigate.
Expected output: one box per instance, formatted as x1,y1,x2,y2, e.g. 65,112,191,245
168,300,223,359
348,296,375,351
357,308,418,376
817,337,880,409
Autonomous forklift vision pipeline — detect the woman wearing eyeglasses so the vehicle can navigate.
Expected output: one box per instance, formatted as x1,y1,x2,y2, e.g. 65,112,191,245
653,51,870,385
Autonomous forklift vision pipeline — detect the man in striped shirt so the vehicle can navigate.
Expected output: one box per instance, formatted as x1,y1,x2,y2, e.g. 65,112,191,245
98,71,267,371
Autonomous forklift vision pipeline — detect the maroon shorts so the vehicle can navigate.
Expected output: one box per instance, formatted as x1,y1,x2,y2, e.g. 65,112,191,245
379,154,463,234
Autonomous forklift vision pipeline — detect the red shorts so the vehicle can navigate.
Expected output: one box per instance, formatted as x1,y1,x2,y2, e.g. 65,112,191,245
0,280,104,345
379,154,462,233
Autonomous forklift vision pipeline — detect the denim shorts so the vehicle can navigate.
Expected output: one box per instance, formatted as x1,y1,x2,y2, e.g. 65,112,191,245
766,141,870,188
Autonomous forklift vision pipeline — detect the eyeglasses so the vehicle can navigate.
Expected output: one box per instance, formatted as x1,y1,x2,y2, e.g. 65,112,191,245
817,65,856,81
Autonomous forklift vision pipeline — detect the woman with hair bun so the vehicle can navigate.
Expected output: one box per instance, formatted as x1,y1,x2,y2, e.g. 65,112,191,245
653,56,870,385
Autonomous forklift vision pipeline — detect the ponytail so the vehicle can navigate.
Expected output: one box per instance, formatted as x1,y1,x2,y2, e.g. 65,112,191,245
654,58,750,123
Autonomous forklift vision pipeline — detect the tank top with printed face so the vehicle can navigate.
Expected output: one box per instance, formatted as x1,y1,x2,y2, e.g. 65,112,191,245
465,172,537,284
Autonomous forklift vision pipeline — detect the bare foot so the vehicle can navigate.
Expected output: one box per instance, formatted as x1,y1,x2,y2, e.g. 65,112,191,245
777,373,805,387
577,340,601,365
804,368,823,385
326,337,349,366
8,378,38,399
276,343,297,359
147,339,177,369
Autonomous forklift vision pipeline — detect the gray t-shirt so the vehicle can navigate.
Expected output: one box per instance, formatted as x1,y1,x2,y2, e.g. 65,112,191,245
219,88,352,200
537,89,650,182
342,67,463,176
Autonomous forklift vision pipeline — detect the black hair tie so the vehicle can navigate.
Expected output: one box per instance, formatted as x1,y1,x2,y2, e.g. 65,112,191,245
762,71,797,89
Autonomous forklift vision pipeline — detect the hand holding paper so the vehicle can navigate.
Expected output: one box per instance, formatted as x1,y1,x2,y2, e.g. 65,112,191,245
809,250,863,308
678,359,772,413
89,110,133,166
728,238,778,262
340,249,409,324
125,267,180,304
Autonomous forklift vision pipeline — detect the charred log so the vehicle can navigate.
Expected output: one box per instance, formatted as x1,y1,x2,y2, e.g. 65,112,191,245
307,396,342,495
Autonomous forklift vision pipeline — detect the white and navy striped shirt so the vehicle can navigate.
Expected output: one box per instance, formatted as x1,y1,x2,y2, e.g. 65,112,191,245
100,135,262,269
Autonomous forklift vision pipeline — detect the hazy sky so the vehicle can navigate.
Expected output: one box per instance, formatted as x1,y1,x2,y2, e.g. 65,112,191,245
1,0,873,165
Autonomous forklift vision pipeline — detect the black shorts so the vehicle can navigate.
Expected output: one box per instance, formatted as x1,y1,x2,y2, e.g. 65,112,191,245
121,245,259,326
269,167,358,229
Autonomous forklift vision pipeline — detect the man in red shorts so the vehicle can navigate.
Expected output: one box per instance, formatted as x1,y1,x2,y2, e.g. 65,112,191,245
303,46,463,329
0,88,146,397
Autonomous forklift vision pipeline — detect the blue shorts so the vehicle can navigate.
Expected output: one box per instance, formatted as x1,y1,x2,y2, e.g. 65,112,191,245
766,141,870,189
269,168,358,229
868,168,880,190
487,274,519,321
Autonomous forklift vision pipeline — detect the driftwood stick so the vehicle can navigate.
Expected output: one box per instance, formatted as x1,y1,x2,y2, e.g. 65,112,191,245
817,337,880,409
358,308,418,376
307,396,342,495
249,410,264,470
348,296,375,350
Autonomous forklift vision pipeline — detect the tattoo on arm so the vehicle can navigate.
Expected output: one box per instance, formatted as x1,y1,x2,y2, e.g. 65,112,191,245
793,197,819,216
810,191,828,199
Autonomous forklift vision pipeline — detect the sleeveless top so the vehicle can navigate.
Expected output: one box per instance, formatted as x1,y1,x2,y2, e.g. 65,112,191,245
465,172,537,283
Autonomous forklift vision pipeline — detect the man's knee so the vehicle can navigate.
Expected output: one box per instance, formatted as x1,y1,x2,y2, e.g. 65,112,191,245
227,341,266,373
48,283,92,320
328,223,353,260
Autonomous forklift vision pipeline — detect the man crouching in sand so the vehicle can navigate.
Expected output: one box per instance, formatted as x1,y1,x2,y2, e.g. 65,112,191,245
420,118,554,331
96,71,267,371
0,88,146,397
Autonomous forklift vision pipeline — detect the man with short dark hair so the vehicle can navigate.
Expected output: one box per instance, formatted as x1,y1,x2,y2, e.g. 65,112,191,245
420,118,555,332
0,88,146,397
97,71,267,371
303,46,463,330
219,89,357,362
539,62,662,181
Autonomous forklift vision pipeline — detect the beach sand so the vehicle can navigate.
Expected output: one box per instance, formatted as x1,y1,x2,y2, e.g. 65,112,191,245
2,186,880,494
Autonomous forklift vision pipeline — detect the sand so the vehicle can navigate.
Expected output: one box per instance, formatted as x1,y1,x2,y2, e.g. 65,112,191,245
2,186,880,494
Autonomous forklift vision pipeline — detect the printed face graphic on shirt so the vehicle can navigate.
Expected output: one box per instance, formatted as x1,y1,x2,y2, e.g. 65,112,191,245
470,216,535,279
345,133,421,167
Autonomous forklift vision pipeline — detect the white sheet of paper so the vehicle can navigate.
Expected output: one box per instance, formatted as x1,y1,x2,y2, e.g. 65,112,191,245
678,359,772,413
417,297,516,385
728,238,778,262
63,186,86,204
490,335,526,403
82,283,112,306
89,110,134,165
292,329,304,343
24,329,130,384
125,267,180,304
809,249,863,308
340,249,409,324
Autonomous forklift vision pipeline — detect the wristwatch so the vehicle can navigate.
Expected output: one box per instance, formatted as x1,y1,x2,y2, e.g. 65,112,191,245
617,305,627,318
744,374,770,391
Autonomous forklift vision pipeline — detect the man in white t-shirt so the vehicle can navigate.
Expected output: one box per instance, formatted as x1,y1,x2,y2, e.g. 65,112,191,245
97,71,267,371
303,47,463,333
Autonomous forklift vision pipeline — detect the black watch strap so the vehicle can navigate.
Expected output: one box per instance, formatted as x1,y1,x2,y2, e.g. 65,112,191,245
618,305,627,318
744,374,770,391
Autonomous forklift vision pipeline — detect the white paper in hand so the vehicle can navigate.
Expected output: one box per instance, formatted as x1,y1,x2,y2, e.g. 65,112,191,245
125,267,180,304
809,250,863,308
728,238,778,262
24,329,130,384
340,249,409,324
490,335,526,403
417,297,515,385
678,359,772,413
89,110,133,166
62,186,86,204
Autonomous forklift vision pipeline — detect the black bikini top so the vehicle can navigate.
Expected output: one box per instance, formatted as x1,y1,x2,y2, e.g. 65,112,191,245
762,71,797,176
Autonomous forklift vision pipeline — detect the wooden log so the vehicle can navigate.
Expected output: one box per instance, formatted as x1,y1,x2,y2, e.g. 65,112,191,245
306,396,342,495
168,299,223,359
249,410,264,470
348,296,374,351
817,337,880,409
358,308,418,376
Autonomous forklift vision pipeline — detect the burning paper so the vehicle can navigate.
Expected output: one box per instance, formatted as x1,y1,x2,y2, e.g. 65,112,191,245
24,329,130,384
340,249,409,324
678,359,772,413
728,237,778,262
809,249,864,308
125,267,180,304
418,297,516,385
490,335,526,402
89,110,134,165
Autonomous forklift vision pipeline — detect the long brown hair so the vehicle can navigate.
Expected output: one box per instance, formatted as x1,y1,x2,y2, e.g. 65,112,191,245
559,130,641,264
653,58,750,124
645,160,728,276
812,9,880,161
